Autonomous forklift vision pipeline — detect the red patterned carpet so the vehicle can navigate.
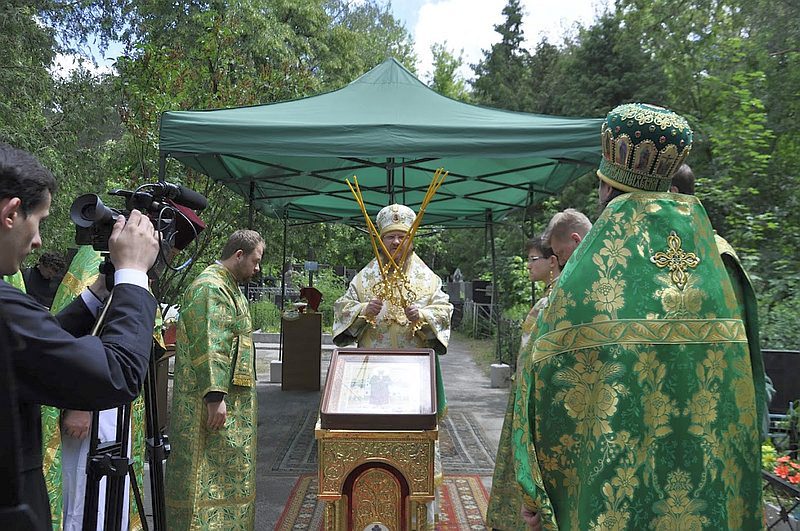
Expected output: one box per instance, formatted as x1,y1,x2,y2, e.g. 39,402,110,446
276,474,490,530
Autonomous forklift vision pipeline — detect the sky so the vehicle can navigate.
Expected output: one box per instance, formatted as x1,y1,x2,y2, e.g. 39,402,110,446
53,0,608,82
391,0,610,82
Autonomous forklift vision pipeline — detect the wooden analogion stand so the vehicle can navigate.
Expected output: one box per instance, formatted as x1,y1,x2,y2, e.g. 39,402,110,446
316,348,438,530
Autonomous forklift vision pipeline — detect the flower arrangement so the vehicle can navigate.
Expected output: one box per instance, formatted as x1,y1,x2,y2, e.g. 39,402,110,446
774,455,800,485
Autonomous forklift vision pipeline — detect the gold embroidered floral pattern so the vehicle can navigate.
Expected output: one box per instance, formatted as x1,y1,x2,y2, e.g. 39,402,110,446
596,238,632,269
655,283,704,317
610,467,639,500
635,350,678,438
541,284,575,328
650,231,700,290
650,470,709,529
585,274,626,315
554,351,626,441
593,507,630,531
703,349,727,381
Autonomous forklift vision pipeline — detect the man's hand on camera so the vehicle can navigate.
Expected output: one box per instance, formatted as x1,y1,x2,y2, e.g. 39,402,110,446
62,410,92,440
108,210,160,272
206,399,227,430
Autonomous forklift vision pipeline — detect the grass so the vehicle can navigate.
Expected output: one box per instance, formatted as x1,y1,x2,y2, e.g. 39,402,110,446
453,330,497,377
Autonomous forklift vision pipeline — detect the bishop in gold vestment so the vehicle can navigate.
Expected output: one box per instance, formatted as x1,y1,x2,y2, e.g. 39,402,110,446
332,204,453,529
332,204,453,419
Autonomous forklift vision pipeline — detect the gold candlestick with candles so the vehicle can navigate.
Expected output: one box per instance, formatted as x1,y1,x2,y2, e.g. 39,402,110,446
345,168,448,331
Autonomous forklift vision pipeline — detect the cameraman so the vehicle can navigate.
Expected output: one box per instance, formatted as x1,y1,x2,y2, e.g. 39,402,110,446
0,142,160,528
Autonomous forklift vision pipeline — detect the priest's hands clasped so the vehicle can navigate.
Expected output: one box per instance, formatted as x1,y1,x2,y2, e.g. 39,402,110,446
362,298,421,323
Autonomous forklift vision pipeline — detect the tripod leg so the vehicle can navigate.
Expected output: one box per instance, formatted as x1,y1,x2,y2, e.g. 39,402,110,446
144,341,168,530
82,410,102,531
128,462,149,531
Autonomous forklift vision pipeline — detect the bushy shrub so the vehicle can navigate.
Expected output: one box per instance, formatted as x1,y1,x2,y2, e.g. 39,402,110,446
313,269,347,331
249,300,281,332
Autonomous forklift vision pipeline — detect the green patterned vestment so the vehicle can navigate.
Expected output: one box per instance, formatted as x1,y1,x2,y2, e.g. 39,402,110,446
487,295,552,530
512,193,765,530
165,263,257,530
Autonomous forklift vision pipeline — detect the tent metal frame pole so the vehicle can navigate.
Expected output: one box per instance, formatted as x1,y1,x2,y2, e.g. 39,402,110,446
527,185,537,310
402,158,406,205
279,211,288,362
245,181,255,304
386,157,395,203
487,209,501,363
246,180,255,395
248,181,255,229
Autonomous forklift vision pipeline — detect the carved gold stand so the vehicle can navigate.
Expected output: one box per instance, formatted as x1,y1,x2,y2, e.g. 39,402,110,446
316,420,437,530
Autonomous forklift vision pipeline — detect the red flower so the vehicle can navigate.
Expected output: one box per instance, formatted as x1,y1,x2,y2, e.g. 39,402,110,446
775,464,789,478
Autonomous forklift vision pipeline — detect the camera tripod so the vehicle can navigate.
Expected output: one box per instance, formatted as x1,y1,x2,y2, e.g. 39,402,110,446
81,288,170,531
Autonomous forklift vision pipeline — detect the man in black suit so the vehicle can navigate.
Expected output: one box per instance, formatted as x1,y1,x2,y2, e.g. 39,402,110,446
0,142,161,529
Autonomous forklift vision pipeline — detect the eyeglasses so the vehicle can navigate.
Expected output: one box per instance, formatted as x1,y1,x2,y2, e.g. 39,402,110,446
527,256,544,263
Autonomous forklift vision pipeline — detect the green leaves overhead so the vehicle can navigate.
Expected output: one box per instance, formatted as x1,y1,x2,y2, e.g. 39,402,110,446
1,0,797,347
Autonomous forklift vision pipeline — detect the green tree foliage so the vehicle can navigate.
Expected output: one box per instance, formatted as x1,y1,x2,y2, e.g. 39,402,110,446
428,42,470,101
471,0,533,111
546,12,666,117
9,0,415,304
0,3,55,149
2,0,797,349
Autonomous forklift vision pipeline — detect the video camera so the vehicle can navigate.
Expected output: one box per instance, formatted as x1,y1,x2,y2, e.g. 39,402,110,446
70,182,207,252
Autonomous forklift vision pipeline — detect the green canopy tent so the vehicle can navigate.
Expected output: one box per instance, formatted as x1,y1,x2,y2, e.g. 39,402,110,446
158,58,603,360
158,58,603,228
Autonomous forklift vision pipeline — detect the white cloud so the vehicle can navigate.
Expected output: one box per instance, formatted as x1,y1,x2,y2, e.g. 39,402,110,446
51,53,115,79
409,0,607,82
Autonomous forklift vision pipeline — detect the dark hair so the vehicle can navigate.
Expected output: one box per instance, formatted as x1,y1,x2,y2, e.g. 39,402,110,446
671,163,695,195
39,251,66,272
220,229,264,260
600,185,627,210
525,235,555,258
0,143,57,216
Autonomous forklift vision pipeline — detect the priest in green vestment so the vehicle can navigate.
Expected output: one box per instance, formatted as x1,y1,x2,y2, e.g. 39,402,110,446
487,236,562,531
165,229,264,530
513,103,766,530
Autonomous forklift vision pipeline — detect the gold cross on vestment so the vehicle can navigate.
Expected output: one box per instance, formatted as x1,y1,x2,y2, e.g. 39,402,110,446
650,231,700,290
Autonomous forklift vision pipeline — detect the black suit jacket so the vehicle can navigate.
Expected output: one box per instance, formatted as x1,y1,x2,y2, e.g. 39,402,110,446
0,280,157,528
